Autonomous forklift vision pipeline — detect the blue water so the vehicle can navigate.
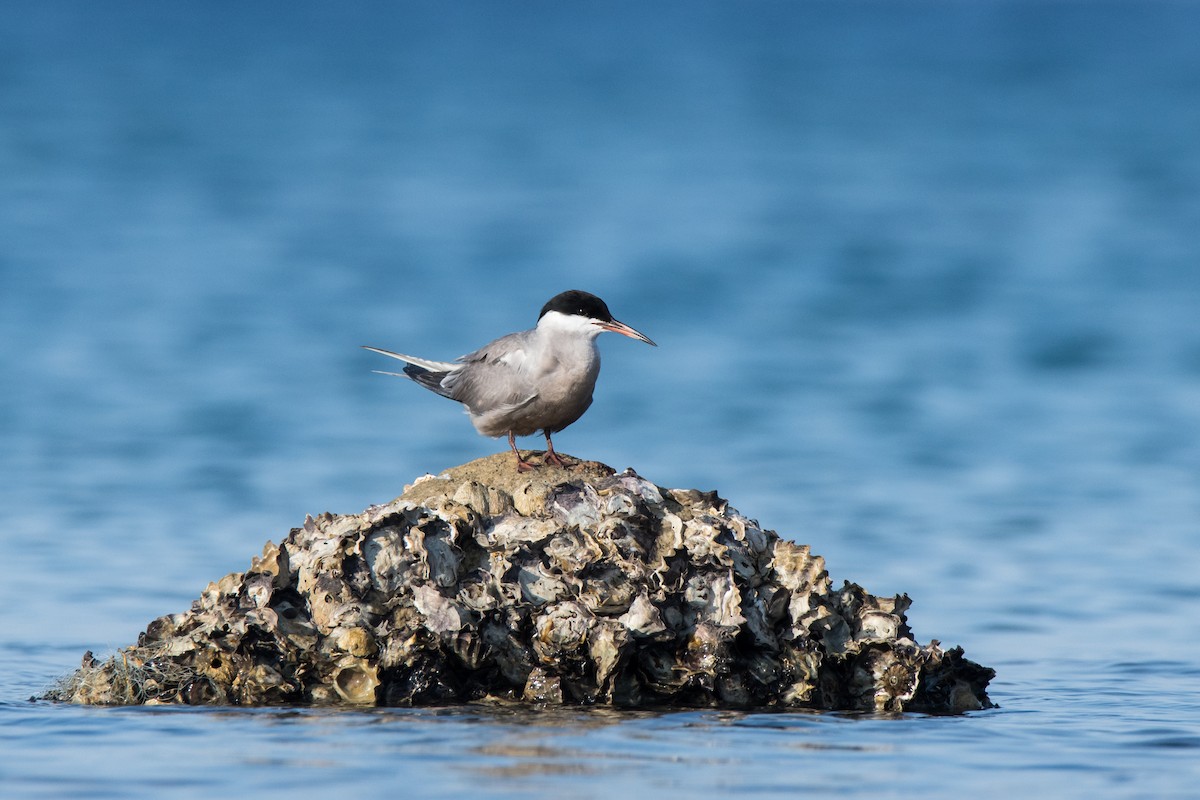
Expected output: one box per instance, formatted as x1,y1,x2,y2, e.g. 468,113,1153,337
3,1,1199,797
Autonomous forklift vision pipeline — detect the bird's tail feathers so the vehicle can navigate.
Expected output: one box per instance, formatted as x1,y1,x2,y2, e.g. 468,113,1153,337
361,346,458,373
402,364,455,397
363,345,458,398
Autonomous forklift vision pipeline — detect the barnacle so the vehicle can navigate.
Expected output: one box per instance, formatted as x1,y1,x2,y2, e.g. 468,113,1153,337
48,453,994,712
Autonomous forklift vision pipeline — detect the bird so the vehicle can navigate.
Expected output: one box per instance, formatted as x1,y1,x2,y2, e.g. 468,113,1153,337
363,290,656,472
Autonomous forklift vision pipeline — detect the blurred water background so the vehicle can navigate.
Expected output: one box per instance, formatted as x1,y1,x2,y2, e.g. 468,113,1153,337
2,1,1199,797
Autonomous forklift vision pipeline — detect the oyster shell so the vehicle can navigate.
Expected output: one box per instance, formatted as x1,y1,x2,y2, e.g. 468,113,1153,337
48,453,994,713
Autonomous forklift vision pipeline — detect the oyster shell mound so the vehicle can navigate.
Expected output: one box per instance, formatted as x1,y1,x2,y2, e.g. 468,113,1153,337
47,453,995,712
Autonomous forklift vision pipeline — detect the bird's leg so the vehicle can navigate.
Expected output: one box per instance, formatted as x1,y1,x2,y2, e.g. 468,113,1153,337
542,430,567,467
509,431,535,472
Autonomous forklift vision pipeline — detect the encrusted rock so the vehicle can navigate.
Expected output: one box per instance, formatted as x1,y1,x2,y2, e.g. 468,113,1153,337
47,454,994,712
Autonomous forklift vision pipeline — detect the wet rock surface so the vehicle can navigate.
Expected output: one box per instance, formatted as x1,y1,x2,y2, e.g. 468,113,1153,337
48,454,995,712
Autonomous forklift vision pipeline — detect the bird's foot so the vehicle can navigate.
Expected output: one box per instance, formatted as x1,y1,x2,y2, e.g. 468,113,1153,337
542,450,567,468
509,432,537,472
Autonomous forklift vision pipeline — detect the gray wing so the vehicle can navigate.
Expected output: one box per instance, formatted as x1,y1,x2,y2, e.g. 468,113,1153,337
441,330,540,414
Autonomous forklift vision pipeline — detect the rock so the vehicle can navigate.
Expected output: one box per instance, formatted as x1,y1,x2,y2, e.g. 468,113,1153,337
45,453,994,712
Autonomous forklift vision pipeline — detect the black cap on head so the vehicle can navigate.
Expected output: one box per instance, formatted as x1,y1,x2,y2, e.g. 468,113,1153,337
538,290,613,322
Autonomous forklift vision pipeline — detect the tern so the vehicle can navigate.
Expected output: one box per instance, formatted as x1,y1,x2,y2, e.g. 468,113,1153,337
364,290,656,472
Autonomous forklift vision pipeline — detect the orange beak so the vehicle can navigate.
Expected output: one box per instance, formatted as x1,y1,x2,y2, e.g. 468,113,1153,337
600,319,656,346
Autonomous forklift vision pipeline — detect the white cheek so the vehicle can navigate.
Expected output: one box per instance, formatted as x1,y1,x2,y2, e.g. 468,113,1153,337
539,311,604,337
